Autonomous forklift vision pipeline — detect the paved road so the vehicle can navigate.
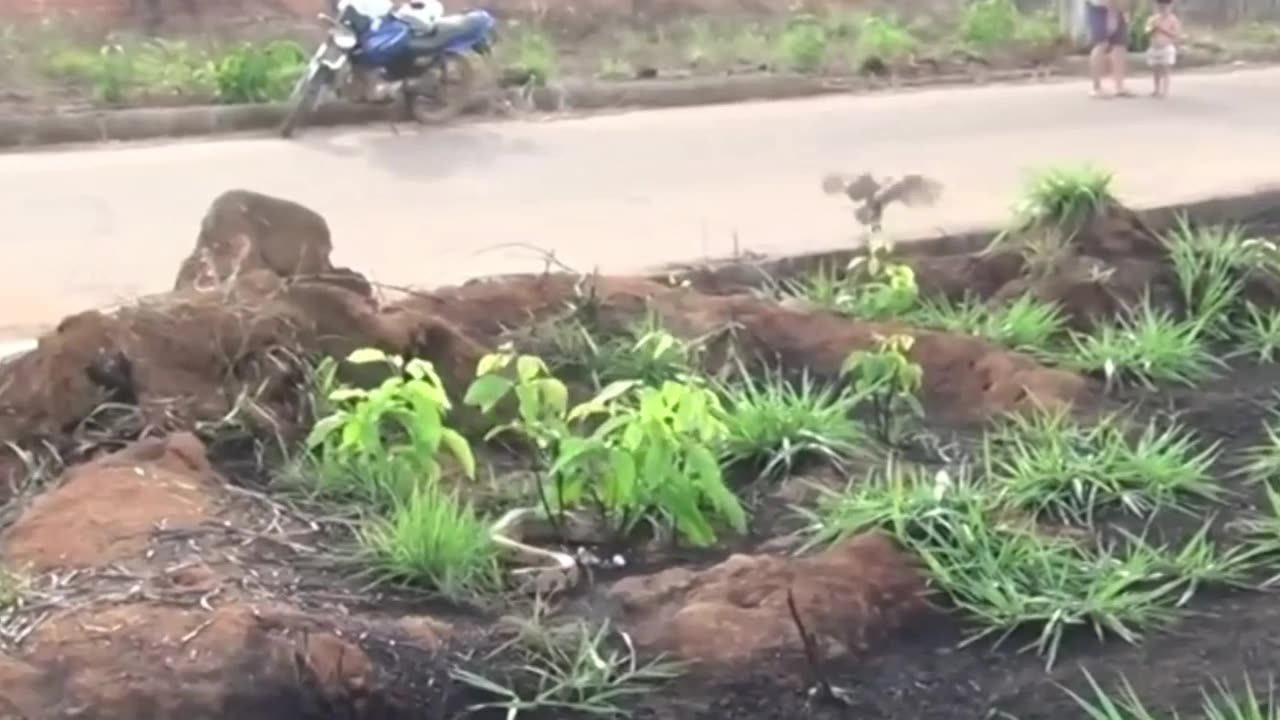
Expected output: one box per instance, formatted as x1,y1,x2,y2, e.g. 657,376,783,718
2,67,1280,341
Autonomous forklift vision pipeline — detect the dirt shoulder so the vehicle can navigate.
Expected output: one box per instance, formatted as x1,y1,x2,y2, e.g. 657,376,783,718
3,2,1278,120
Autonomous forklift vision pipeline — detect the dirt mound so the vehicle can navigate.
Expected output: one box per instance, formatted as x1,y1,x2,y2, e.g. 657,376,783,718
0,433,450,720
1,602,376,720
607,531,928,666
2,433,218,570
911,203,1177,329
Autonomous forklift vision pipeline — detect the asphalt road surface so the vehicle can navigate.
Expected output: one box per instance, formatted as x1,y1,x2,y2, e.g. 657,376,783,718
2,66,1279,341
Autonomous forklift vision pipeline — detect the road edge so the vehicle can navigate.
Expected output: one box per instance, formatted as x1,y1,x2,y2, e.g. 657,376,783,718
655,186,1280,288
0,51,1261,151
5,185,1274,361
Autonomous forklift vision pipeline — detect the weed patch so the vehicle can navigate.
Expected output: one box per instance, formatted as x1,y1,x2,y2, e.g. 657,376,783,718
986,409,1220,524
1057,299,1219,390
453,606,679,718
717,364,864,478
801,461,1184,669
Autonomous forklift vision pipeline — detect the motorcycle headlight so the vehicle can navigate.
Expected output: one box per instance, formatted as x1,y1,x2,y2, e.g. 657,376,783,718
333,28,357,50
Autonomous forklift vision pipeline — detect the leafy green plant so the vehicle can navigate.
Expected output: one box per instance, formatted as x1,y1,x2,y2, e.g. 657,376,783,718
781,244,919,321
986,410,1220,524
856,14,917,62
360,480,498,597
717,363,864,478
842,247,921,320
452,607,680,718
553,380,746,546
1238,304,1280,363
306,347,476,505
1058,298,1219,389
466,347,746,547
776,15,829,72
211,40,306,103
841,334,924,445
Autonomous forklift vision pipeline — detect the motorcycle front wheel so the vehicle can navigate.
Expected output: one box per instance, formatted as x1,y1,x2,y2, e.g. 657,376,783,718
279,64,334,139
404,50,481,125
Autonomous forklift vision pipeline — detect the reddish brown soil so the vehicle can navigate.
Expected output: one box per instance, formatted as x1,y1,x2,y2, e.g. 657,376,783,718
2,189,1280,719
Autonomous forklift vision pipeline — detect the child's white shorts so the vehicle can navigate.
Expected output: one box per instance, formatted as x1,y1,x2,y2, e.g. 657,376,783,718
1147,45,1177,67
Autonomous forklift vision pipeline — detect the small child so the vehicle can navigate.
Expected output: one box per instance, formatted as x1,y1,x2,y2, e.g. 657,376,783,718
1145,0,1185,98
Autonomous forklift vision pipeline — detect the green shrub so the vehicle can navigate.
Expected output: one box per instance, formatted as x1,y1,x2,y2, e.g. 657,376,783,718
306,348,475,506
959,0,1021,50
776,15,829,72
856,15,917,61
467,347,748,547
211,40,306,103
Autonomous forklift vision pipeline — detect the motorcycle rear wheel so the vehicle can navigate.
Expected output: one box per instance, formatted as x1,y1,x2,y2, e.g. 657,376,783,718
404,50,481,125
280,64,334,139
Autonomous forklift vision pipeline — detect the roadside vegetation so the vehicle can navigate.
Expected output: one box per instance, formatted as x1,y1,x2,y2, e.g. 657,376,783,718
5,1,1278,110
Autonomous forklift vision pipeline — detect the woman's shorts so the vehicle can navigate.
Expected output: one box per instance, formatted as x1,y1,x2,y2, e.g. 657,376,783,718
1147,44,1177,67
1087,3,1128,48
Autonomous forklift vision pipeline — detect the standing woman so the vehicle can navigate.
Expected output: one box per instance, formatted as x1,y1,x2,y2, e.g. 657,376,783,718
1088,0,1133,97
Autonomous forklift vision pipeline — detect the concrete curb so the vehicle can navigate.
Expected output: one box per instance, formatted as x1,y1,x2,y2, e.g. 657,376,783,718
0,49,1256,151
656,186,1280,289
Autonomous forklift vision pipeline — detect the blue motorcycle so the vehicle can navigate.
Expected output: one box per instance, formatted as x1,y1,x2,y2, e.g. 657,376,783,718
280,0,497,138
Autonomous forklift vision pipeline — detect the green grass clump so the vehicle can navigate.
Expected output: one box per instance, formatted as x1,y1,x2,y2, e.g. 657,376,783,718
910,294,1067,353
717,365,864,478
1165,218,1253,339
987,409,1220,524
800,461,1181,669
453,608,680,717
1067,671,1280,720
1012,164,1116,237
1058,299,1219,389
984,294,1069,351
360,480,499,598
1238,304,1280,363
1237,415,1280,485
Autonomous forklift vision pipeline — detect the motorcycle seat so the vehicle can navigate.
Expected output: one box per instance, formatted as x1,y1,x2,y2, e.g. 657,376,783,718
410,10,494,50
